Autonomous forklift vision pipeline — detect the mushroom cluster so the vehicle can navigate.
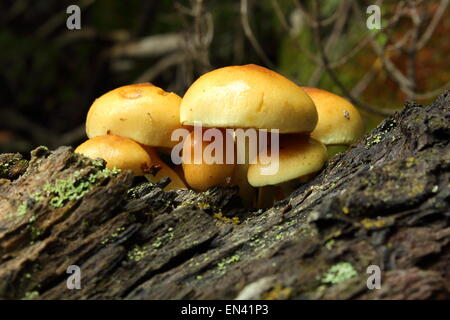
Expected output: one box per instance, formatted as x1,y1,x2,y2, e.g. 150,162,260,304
179,65,364,207
75,64,364,207
75,83,187,191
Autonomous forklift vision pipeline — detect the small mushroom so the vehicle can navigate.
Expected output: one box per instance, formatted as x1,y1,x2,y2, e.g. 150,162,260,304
85,83,187,190
75,135,152,176
301,87,364,146
248,135,328,207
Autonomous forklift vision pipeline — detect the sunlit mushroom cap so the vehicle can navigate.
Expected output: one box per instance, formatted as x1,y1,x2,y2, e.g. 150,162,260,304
180,64,318,133
247,135,327,187
86,83,182,148
302,87,364,145
75,135,152,176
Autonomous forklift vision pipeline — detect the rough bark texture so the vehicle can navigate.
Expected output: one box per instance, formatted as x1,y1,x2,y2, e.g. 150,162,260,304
0,91,449,300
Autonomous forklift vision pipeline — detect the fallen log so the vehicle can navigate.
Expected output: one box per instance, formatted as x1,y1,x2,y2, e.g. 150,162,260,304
0,91,449,300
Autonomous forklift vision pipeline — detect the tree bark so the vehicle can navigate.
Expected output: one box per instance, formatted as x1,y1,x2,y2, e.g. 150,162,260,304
0,91,449,300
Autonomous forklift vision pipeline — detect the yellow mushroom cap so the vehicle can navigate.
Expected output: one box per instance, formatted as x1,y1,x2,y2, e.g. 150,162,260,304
75,135,152,176
182,131,235,191
302,87,364,145
247,135,327,187
180,64,318,133
86,83,183,148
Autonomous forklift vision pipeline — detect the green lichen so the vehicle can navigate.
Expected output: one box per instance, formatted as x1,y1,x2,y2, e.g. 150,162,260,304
405,157,417,168
360,217,393,229
100,226,127,245
36,146,49,152
13,192,44,219
30,191,44,202
366,132,384,147
253,209,264,216
0,162,9,176
22,290,39,300
16,201,28,217
127,245,150,262
30,226,42,239
92,159,104,167
0,156,27,178
44,168,120,208
320,262,357,285
150,228,174,249
217,255,240,270
366,120,396,148
197,202,211,210
126,228,174,257
213,212,240,224
263,285,292,300
324,230,342,241
325,239,335,250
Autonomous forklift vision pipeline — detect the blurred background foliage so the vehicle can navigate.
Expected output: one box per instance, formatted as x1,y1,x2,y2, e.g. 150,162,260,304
0,0,449,154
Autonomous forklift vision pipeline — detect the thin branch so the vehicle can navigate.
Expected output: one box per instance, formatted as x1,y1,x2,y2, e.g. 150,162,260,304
308,0,351,85
271,2,320,64
134,52,186,83
416,0,449,50
405,1,421,99
413,81,450,100
59,126,86,146
240,0,276,69
36,0,95,38
329,7,411,69
291,0,314,26
350,59,381,98
324,0,350,53
109,33,182,58
311,0,396,116
351,1,416,95
270,0,290,31
385,29,414,52
320,0,348,26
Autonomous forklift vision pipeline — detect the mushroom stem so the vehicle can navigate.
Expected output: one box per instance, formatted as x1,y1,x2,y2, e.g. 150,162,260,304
326,145,348,159
181,129,235,192
278,179,301,196
142,146,187,191
232,136,257,207
231,163,256,207
255,185,278,208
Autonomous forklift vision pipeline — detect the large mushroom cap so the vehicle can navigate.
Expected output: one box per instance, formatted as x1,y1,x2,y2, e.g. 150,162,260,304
86,83,182,148
180,64,318,133
302,87,364,146
247,135,327,187
75,135,152,176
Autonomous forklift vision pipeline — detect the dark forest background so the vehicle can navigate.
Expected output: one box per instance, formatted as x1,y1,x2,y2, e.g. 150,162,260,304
0,0,449,154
